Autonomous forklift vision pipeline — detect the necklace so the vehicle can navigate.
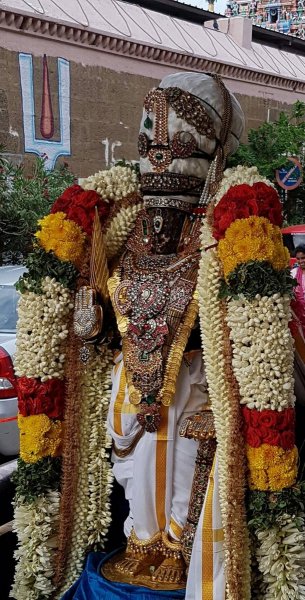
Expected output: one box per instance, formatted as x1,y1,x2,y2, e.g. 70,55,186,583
110,242,200,432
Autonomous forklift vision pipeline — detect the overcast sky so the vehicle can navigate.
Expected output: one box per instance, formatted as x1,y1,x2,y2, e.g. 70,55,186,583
175,0,227,16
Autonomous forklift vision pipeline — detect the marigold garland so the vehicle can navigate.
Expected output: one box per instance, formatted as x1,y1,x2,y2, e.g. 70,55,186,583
200,165,300,600
218,216,289,279
246,444,298,491
12,162,142,600
19,414,63,463
35,212,86,264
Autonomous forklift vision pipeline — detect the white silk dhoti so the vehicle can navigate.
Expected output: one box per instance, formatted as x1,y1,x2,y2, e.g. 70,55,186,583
107,350,208,540
107,350,226,597
185,455,225,600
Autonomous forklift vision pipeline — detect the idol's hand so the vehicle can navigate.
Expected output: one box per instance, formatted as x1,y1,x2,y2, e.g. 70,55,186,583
73,286,103,341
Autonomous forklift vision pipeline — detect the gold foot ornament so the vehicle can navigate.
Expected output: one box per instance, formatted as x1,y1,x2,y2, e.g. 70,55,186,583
151,556,186,584
102,529,186,589
151,531,186,585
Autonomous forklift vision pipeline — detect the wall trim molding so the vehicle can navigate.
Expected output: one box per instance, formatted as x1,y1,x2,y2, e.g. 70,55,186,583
1,8,305,93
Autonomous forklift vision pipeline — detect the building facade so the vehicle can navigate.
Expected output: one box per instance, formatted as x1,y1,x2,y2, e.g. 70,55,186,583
1,0,305,176
226,0,305,37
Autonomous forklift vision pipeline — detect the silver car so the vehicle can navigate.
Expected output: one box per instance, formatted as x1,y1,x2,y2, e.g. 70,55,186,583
0,266,25,456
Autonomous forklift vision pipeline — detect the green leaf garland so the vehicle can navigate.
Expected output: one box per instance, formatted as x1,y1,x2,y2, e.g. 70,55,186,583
247,483,305,532
219,261,296,301
16,247,78,294
12,457,61,503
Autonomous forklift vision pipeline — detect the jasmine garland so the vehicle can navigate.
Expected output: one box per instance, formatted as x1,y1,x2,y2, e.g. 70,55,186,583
11,491,60,600
14,277,73,380
226,295,295,411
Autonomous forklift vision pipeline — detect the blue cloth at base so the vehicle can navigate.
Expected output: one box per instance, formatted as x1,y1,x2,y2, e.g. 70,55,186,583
61,550,186,600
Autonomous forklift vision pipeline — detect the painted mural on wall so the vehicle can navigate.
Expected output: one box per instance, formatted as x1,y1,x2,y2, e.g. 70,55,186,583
19,53,71,170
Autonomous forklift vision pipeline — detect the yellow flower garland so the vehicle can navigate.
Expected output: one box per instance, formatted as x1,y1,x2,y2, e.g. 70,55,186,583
246,444,298,491
19,414,63,463
218,216,289,279
35,212,86,264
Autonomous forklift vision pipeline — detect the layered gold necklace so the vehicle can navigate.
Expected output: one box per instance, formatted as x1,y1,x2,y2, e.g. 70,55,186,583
108,218,200,432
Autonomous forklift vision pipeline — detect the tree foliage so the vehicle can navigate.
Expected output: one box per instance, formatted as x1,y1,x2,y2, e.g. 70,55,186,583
228,101,305,223
0,152,74,264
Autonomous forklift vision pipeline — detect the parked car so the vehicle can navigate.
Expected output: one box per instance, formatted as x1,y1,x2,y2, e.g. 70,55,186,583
0,266,25,457
282,224,305,267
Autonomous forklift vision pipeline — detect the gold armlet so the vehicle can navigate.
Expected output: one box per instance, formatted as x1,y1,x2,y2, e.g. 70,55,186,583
179,410,216,441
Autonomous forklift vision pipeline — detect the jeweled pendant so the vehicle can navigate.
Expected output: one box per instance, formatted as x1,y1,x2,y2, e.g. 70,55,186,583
153,210,163,234
137,402,161,432
80,345,90,364
144,115,153,130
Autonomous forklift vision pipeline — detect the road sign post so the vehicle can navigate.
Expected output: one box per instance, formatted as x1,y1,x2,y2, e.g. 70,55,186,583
276,157,303,190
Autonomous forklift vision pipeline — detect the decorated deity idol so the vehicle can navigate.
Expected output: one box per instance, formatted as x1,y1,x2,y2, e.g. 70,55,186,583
12,73,305,600
103,73,245,593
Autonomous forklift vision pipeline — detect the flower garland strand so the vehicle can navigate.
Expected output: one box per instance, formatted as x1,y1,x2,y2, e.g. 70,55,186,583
207,165,303,599
14,277,73,380
12,163,142,600
198,220,251,600
57,349,113,597
219,300,251,599
11,491,60,600
81,164,140,201
53,329,82,588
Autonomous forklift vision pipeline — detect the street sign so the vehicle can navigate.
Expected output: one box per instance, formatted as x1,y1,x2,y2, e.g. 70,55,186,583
276,157,303,190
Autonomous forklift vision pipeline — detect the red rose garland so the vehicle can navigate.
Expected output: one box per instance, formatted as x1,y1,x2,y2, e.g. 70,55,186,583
242,407,295,450
17,377,66,420
51,184,111,236
213,182,283,241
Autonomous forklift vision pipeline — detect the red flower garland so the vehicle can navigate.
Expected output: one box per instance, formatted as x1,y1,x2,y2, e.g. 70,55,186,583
213,182,283,240
51,184,111,236
17,377,65,420
242,406,295,450
252,182,283,228
213,184,258,240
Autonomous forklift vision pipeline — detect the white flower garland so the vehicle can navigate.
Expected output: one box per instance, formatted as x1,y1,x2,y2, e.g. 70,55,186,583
256,515,305,600
57,348,113,596
226,295,295,411
81,165,140,201
214,165,274,206
105,202,143,259
11,491,60,600
198,220,251,599
14,277,73,380
198,221,230,517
